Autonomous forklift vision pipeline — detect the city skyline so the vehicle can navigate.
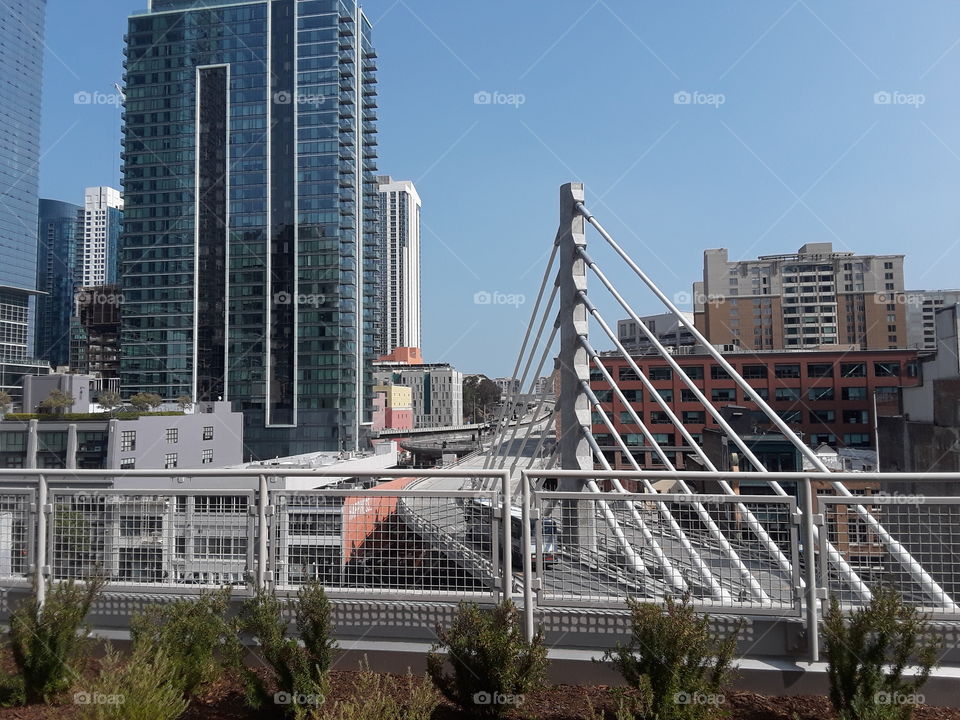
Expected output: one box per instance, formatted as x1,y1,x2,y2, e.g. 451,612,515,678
35,0,960,379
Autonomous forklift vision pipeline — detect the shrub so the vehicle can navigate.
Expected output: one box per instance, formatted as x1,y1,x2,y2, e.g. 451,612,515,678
130,588,243,698
76,643,188,720
238,582,337,719
824,588,940,720
9,575,106,703
426,600,547,719
327,658,437,720
603,595,740,720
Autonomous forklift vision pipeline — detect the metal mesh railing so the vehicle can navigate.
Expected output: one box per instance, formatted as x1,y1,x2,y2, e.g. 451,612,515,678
271,489,501,602
820,495,960,618
48,490,255,588
0,490,33,582
531,490,800,614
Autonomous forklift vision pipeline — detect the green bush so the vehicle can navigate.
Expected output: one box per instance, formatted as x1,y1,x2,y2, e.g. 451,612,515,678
130,588,243,698
327,658,437,720
76,643,188,720
426,600,547,719
603,595,740,720
9,576,106,703
238,582,337,719
824,588,940,720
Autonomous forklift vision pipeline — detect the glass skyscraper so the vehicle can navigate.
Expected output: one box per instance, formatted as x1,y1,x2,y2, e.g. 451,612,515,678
0,0,47,355
120,0,380,459
36,199,82,368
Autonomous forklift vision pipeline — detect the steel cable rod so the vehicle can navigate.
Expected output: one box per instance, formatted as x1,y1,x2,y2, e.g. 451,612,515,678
579,246,873,601
581,341,764,601
580,378,730,599
578,428,650,576
578,294,788,590
507,323,561,475
576,208,956,610
482,240,560,473
493,294,559,471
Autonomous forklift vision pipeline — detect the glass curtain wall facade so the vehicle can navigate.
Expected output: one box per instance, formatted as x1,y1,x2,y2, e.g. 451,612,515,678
0,0,47,354
36,199,82,367
121,0,379,459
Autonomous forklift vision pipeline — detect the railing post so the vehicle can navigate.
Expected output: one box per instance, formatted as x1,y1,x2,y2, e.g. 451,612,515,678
557,182,595,550
801,476,820,662
257,474,269,591
501,471,512,604
36,474,47,610
521,470,534,642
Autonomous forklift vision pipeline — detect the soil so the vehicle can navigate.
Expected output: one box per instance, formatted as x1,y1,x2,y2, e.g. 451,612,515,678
0,669,958,720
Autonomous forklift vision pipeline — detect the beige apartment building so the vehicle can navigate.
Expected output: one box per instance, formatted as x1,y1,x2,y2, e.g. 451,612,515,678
693,243,906,351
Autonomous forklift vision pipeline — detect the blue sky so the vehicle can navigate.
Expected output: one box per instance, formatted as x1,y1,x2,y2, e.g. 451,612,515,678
39,1,960,378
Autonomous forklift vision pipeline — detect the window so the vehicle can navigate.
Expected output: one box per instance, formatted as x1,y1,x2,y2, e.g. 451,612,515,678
808,387,835,401
809,410,836,423
166,428,178,443
710,366,730,380
775,364,800,378
842,386,867,401
120,515,161,537
808,363,833,378
748,387,769,400
649,366,672,381
650,410,670,424
164,453,178,469
121,430,136,452
202,449,213,464
775,387,801,401
193,536,247,559
874,362,900,377
840,363,866,377
618,366,639,382
711,388,736,402
652,433,675,445
652,388,673,402
679,365,704,380
682,410,705,424
203,426,214,441
680,389,698,403
620,411,641,424
741,364,767,379
779,410,802,423
843,410,869,424
843,433,872,448
120,457,135,470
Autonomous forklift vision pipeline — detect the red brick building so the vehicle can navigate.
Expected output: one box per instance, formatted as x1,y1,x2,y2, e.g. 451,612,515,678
590,348,920,469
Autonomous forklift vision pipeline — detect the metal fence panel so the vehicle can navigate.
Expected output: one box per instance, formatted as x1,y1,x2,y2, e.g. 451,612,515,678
532,490,800,615
0,489,34,584
818,495,960,618
270,489,502,603
47,489,256,592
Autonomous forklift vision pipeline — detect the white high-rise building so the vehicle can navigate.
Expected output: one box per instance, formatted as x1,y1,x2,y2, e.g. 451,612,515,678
377,176,421,356
80,186,123,287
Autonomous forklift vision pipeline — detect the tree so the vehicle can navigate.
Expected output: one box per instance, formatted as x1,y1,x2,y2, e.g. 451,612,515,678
463,375,501,423
97,390,122,415
176,394,193,412
129,392,164,412
39,389,74,415
0,390,12,416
